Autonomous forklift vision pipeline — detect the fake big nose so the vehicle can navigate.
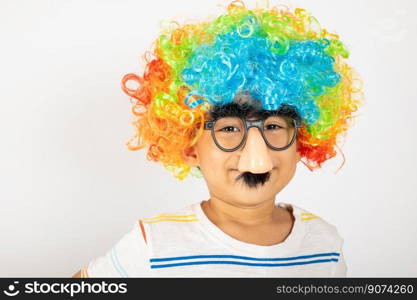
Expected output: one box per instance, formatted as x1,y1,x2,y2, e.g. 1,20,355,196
237,127,273,174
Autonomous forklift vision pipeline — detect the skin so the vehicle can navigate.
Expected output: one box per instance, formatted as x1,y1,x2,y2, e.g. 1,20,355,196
182,115,302,246
72,270,81,278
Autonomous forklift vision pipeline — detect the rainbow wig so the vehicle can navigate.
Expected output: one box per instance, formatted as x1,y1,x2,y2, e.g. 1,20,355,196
121,0,363,180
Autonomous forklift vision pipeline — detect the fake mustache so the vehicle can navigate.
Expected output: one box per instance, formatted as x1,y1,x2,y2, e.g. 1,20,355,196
236,171,271,188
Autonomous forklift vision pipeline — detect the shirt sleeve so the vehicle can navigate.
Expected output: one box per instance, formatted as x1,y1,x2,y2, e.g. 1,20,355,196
85,221,150,277
332,242,348,277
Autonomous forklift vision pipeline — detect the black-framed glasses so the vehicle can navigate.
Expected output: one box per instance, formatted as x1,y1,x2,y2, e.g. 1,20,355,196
204,115,302,152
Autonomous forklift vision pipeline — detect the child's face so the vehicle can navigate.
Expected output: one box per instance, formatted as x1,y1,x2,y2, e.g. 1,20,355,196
183,114,301,207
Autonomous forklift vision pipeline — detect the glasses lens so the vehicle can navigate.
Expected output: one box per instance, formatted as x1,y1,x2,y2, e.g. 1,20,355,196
263,115,295,149
213,117,244,150
213,116,296,150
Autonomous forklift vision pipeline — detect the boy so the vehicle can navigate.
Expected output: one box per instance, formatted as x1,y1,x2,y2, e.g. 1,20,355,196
72,0,361,278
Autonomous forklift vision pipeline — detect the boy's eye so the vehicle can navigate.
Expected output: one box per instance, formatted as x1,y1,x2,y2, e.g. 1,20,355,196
265,124,284,131
220,126,240,132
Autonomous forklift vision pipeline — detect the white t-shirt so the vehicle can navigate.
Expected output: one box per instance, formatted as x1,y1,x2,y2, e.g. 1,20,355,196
80,202,347,277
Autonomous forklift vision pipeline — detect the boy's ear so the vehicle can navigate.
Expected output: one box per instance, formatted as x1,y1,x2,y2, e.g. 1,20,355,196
182,146,199,167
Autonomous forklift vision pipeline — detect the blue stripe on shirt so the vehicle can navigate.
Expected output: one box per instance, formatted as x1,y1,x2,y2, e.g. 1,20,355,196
150,252,340,263
150,258,339,269
149,252,340,269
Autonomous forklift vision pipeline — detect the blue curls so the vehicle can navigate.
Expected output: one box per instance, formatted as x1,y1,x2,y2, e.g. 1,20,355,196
181,31,341,125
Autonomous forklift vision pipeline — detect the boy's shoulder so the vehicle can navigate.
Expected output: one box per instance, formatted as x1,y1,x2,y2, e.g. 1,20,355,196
292,203,341,230
289,203,344,245
140,203,197,224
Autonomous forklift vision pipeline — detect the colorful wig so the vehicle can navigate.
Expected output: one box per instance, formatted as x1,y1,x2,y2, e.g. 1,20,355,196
121,0,363,180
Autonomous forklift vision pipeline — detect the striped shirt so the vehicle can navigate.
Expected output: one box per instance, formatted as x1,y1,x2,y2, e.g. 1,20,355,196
80,202,347,277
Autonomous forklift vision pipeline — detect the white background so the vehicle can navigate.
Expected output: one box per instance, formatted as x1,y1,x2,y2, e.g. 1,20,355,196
1,0,416,277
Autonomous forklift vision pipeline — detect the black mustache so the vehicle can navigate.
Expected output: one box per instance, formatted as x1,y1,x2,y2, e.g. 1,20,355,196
236,171,271,188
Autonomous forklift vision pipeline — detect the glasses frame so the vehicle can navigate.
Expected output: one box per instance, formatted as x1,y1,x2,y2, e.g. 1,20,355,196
204,115,302,152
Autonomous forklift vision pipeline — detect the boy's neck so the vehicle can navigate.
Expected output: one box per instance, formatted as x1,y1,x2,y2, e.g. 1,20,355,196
200,198,295,246
201,198,280,227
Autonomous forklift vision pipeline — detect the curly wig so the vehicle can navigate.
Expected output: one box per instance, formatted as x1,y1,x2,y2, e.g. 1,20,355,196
121,0,363,180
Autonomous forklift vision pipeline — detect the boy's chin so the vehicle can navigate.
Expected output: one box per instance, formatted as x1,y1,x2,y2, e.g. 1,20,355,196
229,188,275,200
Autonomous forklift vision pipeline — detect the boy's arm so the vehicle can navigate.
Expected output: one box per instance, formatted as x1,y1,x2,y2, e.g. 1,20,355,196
71,221,149,277
71,264,89,278
333,253,347,276
72,270,82,278
333,245,348,277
